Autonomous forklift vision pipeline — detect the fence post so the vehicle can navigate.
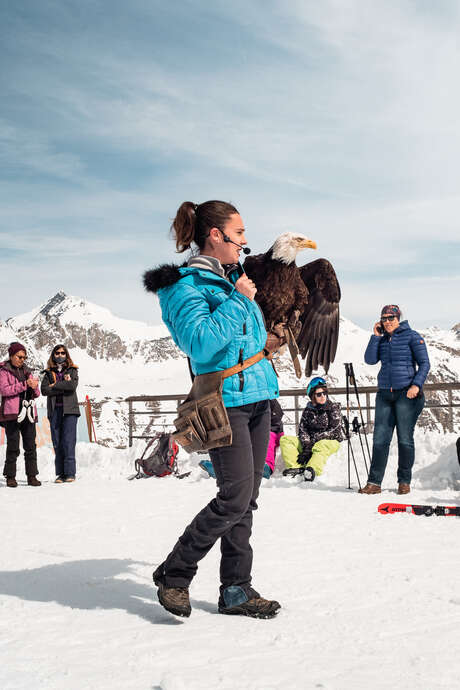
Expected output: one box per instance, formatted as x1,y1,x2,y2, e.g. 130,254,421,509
448,388,453,433
128,400,133,448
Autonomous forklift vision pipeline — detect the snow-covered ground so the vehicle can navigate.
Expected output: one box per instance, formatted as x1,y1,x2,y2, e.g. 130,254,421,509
1,431,459,690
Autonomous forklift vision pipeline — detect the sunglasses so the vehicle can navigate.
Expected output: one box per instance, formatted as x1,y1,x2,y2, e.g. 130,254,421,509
15,354,27,360
315,391,327,398
381,315,397,322
54,351,66,355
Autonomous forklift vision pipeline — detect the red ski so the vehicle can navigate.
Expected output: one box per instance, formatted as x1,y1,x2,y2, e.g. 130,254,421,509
378,502,460,517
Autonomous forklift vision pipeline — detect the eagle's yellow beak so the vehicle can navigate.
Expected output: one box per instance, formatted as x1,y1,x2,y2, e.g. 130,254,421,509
300,238,317,250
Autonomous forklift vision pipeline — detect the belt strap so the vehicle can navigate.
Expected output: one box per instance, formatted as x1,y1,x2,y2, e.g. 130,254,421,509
221,349,269,380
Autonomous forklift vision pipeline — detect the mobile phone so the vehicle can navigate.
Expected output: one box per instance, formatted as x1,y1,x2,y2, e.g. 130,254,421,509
376,322,384,335
226,262,245,285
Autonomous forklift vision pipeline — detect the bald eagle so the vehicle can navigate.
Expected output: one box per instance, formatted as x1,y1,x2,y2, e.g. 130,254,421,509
243,232,341,377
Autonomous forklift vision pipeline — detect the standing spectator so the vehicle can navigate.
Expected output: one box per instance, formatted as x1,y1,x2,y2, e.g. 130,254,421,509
359,305,430,495
0,342,41,487
41,345,80,483
280,377,343,481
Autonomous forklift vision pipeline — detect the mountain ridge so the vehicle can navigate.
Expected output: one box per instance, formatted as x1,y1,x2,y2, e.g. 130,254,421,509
1,292,459,445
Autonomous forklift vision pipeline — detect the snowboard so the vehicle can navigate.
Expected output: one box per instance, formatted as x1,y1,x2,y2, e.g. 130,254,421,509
378,502,460,517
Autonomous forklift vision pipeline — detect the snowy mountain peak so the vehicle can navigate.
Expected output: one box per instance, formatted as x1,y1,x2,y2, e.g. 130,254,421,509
38,290,68,318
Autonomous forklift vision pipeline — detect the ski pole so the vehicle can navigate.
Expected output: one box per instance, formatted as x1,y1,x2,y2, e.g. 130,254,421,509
352,416,369,474
344,364,363,489
344,364,351,489
347,363,372,467
342,414,362,490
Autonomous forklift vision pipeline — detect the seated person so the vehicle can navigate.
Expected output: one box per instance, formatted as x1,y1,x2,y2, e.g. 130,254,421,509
280,377,343,481
263,398,284,478
200,398,285,480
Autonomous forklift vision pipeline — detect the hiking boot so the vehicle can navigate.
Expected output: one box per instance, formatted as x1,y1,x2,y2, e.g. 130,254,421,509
219,596,281,619
303,467,315,482
65,477,76,483
218,585,281,619
398,483,410,495
358,483,381,494
155,583,191,618
6,477,18,488
55,476,65,483
153,567,191,618
27,476,41,487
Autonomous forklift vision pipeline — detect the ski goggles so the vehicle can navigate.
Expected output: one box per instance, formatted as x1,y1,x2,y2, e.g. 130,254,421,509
306,376,327,397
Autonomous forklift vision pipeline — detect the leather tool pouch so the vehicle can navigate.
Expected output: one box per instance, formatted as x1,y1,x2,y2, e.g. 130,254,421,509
172,371,232,453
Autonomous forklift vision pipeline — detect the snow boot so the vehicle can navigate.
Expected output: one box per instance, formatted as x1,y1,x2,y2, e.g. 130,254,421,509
218,586,280,619
6,477,18,488
398,483,410,495
282,467,305,478
55,476,65,483
153,566,191,618
358,483,381,494
303,466,315,482
65,477,76,483
27,476,41,487
262,463,273,479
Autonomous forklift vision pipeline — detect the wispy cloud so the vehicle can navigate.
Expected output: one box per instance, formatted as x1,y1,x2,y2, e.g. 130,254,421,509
1,1,459,328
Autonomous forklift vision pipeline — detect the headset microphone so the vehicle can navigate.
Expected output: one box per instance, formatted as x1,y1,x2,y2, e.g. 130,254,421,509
222,233,251,254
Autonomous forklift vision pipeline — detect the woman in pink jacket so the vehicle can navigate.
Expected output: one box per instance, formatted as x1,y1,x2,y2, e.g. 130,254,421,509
0,342,41,487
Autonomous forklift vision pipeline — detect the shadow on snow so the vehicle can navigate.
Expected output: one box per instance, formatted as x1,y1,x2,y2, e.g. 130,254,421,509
0,557,199,625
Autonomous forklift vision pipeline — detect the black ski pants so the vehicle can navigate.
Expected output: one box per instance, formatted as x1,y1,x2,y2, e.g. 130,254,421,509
159,400,270,597
2,419,38,479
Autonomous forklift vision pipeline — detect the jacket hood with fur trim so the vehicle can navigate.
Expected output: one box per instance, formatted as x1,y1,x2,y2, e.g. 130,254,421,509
143,263,186,294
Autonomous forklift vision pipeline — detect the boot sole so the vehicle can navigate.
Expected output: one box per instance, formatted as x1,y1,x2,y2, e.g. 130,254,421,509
218,604,280,619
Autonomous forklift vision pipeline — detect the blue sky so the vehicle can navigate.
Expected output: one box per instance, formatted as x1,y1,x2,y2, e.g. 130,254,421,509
1,0,459,330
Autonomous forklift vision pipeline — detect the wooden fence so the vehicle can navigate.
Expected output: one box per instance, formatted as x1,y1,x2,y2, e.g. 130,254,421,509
125,382,460,447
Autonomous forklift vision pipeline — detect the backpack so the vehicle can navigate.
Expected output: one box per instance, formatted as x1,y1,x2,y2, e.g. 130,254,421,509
129,432,188,480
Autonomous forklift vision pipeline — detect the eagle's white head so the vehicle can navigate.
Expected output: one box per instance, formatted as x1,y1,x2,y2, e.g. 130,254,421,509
271,232,317,265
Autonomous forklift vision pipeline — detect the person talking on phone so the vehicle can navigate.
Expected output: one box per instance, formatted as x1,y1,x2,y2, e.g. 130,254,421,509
359,305,430,495
143,200,281,620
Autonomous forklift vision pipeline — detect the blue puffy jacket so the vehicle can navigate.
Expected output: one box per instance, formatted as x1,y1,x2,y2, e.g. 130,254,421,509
143,263,279,407
364,320,430,390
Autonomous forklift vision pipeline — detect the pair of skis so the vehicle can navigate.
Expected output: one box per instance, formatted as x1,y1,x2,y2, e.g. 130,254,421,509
379,502,460,517
379,440,460,516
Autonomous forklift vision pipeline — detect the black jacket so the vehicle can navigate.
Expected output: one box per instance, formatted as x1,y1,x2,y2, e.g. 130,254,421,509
41,366,80,418
298,400,343,455
269,398,284,434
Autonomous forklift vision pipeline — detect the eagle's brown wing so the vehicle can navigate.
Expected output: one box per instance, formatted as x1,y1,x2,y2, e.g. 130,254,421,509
297,258,341,376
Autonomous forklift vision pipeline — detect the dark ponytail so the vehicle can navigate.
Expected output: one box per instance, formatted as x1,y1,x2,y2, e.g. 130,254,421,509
171,200,239,253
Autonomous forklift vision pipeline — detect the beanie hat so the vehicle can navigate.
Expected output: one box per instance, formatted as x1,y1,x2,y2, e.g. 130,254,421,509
8,342,27,357
306,376,327,398
380,304,401,318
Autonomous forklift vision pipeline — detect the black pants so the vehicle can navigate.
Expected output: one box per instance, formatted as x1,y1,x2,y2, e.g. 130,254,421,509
2,419,38,479
158,400,270,597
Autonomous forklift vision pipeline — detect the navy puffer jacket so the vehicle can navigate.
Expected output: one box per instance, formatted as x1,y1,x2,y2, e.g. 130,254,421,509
364,320,430,391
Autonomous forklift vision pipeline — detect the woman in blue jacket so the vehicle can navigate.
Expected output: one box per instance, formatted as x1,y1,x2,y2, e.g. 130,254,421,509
359,305,430,495
143,200,280,620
